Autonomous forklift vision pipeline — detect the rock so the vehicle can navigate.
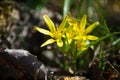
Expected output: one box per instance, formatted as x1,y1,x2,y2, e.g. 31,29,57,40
0,49,48,80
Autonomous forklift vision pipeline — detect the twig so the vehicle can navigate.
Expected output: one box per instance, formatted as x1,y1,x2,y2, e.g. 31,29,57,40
106,61,120,75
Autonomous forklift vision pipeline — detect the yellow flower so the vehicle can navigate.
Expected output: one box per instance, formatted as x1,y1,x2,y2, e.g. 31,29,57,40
68,14,99,41
66,14,99,50
64,25,76,44
35,15,67,47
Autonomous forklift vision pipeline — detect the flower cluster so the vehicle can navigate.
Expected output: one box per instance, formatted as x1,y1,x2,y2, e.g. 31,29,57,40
35,14,99,51
35,14,99,73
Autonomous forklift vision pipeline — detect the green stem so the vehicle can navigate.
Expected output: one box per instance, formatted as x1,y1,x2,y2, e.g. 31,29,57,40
63,0,71,17
71,44,77,74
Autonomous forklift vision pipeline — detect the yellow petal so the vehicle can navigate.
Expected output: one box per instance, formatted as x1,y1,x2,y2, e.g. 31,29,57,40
79,15,87,31
58,15,67,31
41,39,55,47
56,39,63,47
35,27,53,36
87,35,98,40
74,36,84,40
86,21,99,34
74,36,81,40
67,13,77,25
73,23,80,34
43,15,56,32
